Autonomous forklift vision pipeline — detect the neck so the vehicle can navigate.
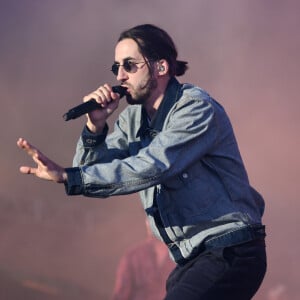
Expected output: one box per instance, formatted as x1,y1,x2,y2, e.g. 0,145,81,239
144,77,170,119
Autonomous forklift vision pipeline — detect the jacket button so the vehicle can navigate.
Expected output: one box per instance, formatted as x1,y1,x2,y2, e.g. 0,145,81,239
86,138,96,144
182,173,188,179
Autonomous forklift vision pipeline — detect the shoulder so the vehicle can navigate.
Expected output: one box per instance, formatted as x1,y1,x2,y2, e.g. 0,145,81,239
181,83,211,99
178,83,226,114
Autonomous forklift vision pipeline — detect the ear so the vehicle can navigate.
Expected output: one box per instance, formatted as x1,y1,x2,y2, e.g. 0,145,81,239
156,59,169,76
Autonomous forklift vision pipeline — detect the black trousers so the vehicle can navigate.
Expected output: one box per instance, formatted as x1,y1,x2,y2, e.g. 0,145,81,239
165,239,267,300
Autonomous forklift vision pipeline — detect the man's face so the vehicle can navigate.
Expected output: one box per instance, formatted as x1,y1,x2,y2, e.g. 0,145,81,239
114,38,157,105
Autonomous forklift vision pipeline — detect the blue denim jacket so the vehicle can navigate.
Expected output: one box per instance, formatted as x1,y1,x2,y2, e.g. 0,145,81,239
65,77,265,264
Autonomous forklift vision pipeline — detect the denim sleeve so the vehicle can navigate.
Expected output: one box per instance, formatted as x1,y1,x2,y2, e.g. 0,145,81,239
64,167,83,195
72,113,131,168
65,97,221,197
72,124,109,167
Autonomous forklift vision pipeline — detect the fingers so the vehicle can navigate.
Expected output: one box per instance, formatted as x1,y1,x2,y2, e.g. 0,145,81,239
17,138,38,176
17,137,66,182
83,84,119,108
19,166,36,175
18,139,51,168
83,84,120,133
17,138,37,157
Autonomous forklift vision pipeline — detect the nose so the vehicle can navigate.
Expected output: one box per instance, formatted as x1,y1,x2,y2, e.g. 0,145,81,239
116,65,129,81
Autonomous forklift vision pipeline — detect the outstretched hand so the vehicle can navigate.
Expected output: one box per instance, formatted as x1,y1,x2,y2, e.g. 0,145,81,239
17,138,67,183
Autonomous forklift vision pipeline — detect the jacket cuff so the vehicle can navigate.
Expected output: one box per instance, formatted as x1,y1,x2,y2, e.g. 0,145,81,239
81,124,108,148
64,167,84,195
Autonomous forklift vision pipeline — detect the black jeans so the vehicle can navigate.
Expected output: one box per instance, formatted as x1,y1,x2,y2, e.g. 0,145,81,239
165,239,267,300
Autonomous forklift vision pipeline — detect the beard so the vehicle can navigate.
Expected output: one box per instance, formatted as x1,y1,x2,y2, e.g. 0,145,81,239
125,76,158,105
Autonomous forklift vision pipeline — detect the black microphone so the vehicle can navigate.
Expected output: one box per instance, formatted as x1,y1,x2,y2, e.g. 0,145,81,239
63,86,127,121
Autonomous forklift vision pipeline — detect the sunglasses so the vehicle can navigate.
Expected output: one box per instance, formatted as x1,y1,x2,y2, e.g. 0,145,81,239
111,60,147,76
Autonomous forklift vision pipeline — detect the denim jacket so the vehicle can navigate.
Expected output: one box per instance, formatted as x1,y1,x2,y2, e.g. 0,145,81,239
65,77,265,264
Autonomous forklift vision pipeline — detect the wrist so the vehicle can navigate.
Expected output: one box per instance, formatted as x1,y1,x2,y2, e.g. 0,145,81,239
56,170,68,184
86,121,106,134
61,170,68,183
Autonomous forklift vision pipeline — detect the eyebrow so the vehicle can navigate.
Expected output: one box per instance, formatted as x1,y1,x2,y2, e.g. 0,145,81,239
114,56,139,64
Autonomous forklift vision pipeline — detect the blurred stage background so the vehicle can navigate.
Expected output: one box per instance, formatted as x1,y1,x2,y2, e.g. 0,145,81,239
0,0,299,299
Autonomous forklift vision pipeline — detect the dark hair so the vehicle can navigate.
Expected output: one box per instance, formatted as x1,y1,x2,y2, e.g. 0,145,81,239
118,24,188,77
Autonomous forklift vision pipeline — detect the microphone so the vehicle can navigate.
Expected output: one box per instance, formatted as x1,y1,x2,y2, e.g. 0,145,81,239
63,86,127,121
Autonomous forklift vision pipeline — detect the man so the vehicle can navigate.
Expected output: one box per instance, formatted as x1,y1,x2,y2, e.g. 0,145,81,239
17,24,267,299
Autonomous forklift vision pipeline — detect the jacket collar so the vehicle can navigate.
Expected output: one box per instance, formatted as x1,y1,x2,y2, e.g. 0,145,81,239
137,77,182,138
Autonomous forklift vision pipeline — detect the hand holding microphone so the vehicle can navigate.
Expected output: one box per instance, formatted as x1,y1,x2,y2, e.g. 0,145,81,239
63,85,127,121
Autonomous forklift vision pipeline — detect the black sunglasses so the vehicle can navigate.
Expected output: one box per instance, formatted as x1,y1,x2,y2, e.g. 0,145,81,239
111,60,147,76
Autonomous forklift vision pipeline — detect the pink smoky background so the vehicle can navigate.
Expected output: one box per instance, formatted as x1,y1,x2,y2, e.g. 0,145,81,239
0,0,299,299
